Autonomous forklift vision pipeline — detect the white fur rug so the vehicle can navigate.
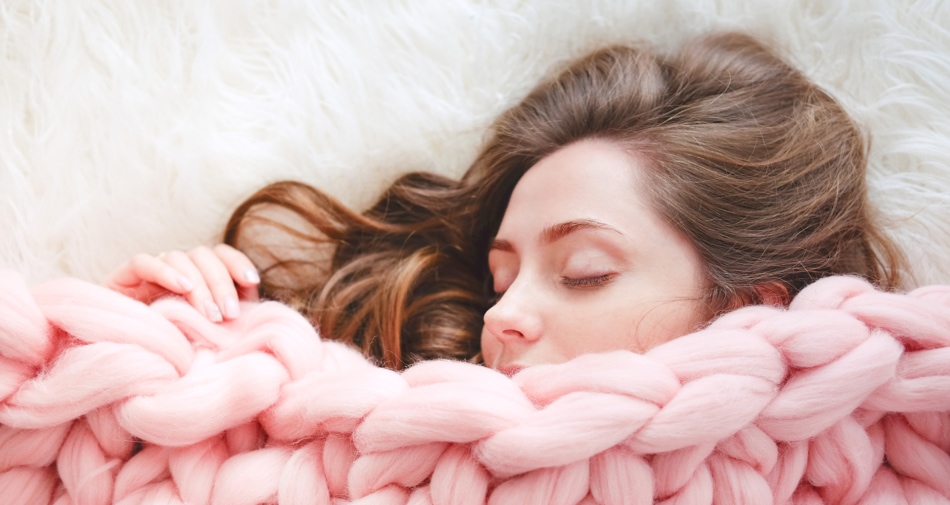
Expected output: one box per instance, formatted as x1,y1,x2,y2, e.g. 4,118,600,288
2,0,949,288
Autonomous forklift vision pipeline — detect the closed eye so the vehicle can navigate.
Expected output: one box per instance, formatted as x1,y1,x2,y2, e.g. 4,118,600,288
561,273,615,289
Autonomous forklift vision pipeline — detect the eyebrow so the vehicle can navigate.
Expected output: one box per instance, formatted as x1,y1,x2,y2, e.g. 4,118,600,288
489,219,622,252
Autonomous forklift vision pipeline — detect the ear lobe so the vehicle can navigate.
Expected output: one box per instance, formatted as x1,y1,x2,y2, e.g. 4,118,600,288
754,281,790,307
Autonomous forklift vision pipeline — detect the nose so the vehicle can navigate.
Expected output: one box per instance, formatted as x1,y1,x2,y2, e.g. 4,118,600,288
482,281,543,343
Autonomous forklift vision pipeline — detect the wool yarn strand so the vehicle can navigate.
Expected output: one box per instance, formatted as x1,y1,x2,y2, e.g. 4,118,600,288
1,270,949,504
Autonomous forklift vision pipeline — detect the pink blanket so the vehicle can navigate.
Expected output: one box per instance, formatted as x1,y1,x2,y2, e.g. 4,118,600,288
2,270,949,505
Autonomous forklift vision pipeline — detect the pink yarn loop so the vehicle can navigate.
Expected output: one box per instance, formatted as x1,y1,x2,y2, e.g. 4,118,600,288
0,270,948,504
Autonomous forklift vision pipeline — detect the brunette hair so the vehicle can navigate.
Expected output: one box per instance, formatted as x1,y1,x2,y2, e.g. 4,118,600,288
225,32,905,369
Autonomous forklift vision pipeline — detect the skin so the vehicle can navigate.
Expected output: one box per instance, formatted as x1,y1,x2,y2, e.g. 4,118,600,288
106,139,708,364
481,139,708,375
104,244,260,322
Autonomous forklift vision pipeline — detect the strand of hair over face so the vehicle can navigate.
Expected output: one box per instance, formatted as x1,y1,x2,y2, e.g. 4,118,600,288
1,270,949,504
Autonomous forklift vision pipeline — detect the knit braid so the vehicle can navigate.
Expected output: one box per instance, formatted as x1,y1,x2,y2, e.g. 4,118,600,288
1,270,949,504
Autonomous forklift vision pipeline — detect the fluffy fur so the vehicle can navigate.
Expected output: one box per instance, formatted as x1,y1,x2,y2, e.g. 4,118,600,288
1,271,949,504
0,1,949,287
2,3,950,504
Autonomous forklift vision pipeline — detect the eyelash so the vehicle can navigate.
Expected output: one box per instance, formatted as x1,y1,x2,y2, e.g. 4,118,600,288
560,273,614,289
488,273,615,304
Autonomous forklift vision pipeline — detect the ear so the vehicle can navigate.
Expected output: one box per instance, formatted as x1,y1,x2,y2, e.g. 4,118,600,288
753,281,790,307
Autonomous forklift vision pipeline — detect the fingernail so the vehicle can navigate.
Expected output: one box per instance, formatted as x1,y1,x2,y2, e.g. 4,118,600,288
224,298,240,319
205,300,223,322
177,276,194,292
244,269,260,284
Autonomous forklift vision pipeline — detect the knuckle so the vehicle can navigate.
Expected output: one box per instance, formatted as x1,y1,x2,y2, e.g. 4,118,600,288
188,245,213,258
205,270,233,288
184,283,212,299
160,252,189,271
164,250,188,261
131,253,153,265
212,243,233,255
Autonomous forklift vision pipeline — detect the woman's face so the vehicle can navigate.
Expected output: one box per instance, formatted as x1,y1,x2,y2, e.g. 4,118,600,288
481,139,708,375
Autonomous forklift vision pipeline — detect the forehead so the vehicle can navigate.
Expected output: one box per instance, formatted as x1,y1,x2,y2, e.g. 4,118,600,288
500,139,651,228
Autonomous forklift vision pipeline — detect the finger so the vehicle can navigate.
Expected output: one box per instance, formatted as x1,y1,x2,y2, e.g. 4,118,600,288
161,250,224,323
188,246,242,320
212,244,262,289
213,244,261,302
114,281,171,305
106,254,195,296
236,283,261,303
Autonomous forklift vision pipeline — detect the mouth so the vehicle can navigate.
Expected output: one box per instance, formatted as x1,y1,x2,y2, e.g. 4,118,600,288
499,365,525,377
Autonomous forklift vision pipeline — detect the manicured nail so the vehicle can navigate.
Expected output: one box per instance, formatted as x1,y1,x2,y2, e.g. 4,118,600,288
205,300,223,322
177,276,194,292
224,298,240,319
244,269,260,284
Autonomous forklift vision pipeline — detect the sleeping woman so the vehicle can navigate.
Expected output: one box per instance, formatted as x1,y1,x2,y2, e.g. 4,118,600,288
104,31,906,371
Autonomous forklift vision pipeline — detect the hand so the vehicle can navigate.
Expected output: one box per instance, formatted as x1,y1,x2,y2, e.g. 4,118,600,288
104,244,261,322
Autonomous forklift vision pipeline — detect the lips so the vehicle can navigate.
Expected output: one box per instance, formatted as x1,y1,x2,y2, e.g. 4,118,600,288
499,365,524,377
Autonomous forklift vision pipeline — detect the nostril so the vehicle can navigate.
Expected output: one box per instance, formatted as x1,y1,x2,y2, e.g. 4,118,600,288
502,328,525,339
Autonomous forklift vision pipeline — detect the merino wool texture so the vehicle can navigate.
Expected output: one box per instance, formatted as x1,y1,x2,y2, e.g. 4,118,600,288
1,272,950,504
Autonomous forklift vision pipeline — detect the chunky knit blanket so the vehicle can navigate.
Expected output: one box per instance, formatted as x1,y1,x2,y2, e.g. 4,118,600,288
2,270,949,505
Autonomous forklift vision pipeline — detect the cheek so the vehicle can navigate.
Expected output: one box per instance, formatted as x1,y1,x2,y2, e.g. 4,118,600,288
552,303,633,356
623,299,705,352
479,327,500,365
